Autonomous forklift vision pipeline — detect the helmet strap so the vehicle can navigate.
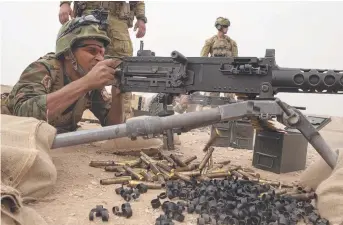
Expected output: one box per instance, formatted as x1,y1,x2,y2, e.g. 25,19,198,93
68,49,86,76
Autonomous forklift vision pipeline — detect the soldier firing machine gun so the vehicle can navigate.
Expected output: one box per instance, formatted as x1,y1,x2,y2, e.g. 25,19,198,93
51,48,343,169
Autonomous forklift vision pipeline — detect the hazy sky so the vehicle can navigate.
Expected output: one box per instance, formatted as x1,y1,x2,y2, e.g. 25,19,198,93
0,1,342,116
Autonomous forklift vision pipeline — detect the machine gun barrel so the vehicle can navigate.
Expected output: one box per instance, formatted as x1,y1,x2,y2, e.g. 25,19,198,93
117,49,343,97
51,108,221,149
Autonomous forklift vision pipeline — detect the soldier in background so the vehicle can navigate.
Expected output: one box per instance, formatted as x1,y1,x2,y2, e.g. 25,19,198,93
197,17,238,111
58,1,148,121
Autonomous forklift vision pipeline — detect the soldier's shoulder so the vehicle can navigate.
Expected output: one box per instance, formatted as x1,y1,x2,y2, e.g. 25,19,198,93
205,35,217,44
20,53,62,82
225,35,237,44
36,52,60,69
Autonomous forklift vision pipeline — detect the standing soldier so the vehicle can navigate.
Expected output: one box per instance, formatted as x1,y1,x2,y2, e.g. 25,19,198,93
197,17,238,111
58,1,148,121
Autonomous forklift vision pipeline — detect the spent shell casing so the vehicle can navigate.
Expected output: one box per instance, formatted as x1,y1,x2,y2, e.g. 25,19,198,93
257,179,280,187
208,165,224,173
158,151,177,167
156,174,166,184
149,163,161,175
173,172,192,182
178,170,201,177
123,165,144,180
100,176,131,185
89,160,115,167
147,171,158,181
199,147,215,170
157,162,173,173
104,166,124,172
170,154,187,167
182,156,197,165
237,169,257,180
215,160,231,165
202,132,219,152
140,170,154,182
128,158,142,167
140,156,150,166
114,171,129,177
174,164,197,172
275,189,288,195
206,171,231,178
287,192,317,201
140,152,155,163
127,180,165,189
198,176,211,181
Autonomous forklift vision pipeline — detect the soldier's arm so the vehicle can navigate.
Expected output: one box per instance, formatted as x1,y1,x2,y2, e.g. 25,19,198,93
7,62,89,122
200,39,212,57
231,39,238,57
131,1,147,23
89,88,124,126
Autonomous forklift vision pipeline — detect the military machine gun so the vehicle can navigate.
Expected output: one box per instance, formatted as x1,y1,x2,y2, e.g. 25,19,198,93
51,49,343,169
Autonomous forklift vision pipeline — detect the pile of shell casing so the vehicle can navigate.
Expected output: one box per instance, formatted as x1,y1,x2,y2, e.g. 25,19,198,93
89,148,294,191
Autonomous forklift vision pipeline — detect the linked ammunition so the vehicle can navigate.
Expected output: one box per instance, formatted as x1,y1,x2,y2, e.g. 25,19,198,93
182,156,197,165
123,165,144,180
170,154,187,167
199,147,215,170
127,180,165,189
100,176,132,185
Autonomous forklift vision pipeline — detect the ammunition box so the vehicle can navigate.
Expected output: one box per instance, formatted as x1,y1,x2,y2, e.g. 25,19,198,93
210,119,254,150
252,130,308,174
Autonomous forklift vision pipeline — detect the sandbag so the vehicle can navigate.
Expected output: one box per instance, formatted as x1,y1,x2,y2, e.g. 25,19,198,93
316,149,343,224
1,115,57,199
1,183,48,225
101,116,163,155
298,153,335,190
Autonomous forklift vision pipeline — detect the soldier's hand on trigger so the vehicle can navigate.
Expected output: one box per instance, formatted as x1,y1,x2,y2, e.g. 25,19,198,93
59,2,74,25
82,59,122,90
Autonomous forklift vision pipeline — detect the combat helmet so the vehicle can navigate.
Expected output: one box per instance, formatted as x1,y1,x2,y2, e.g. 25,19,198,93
55,14,111,58
215,17,230,30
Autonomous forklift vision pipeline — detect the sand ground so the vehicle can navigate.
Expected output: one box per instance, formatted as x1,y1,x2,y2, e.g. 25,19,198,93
28,117,343,225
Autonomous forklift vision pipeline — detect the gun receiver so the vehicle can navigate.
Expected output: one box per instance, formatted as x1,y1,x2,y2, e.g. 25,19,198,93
118,49,343,98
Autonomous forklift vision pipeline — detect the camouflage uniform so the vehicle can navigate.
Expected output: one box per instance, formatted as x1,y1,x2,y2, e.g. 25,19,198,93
199,17,238,107
60,1,147,120
1,16,113,134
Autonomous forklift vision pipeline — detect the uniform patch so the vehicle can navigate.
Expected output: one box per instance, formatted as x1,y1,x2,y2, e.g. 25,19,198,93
41,75,52,91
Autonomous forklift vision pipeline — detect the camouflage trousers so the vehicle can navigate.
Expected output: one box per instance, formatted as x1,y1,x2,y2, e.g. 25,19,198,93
105,34,134,121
